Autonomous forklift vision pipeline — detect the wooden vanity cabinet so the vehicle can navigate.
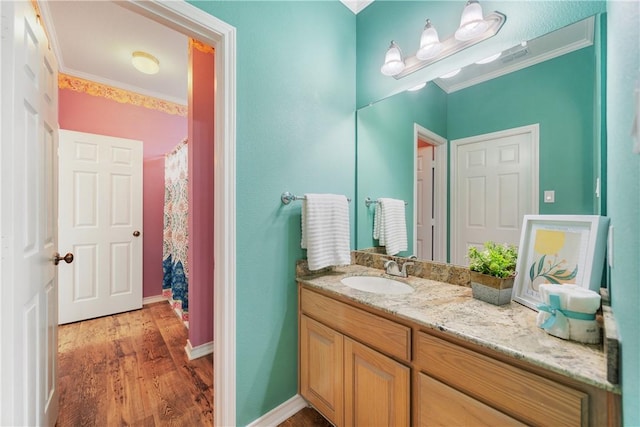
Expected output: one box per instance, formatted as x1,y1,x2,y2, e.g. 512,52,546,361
299,287,410,427
414,331,619,427
300,315,344,427
344,337,410,426
299,284,620,427
416,373,525,427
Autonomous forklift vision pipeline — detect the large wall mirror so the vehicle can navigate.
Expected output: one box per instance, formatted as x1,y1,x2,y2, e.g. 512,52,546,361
356,15,605,266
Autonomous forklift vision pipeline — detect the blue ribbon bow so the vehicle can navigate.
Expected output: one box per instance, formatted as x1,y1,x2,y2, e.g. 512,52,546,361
537,294,596,331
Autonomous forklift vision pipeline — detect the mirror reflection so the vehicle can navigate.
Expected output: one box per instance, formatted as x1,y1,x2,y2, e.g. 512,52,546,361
356,16,604,266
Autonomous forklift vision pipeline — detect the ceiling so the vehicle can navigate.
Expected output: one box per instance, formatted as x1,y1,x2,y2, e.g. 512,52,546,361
41,1,189,105
41,1,366,106
41,1,592,106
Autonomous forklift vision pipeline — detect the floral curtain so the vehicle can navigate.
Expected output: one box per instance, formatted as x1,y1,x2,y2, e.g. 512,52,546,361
162,140,189,324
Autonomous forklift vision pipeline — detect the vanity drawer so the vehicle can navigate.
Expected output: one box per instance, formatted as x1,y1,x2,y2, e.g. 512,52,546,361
300,287,411,361
415,332,588,426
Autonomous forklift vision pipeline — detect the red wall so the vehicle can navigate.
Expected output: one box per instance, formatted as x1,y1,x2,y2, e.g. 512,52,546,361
187,45,215,347
59,89,187,299
142,157,166,298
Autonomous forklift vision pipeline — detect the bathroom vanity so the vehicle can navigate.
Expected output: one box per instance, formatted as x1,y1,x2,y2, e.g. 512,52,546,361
297,262,620,427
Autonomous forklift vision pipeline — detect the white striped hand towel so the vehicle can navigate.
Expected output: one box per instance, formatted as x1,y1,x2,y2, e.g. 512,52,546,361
301,194,351,271
373,198,407,256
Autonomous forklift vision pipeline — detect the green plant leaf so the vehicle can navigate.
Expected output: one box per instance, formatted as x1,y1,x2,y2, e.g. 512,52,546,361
529,262,536,281
537,255,546,275
543,275,561,284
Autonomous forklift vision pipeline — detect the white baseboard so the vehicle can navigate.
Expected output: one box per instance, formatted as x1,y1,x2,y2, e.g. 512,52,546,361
142,294,167,305
184,339,214,360
247,394,308,427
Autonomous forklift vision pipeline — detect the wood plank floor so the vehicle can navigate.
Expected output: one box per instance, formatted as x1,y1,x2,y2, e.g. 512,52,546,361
57,301,330,426
277,407,333,427
57,302,213,426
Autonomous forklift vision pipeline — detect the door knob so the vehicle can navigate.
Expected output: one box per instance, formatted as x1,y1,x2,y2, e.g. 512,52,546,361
133,230,141,237
54,252,74,265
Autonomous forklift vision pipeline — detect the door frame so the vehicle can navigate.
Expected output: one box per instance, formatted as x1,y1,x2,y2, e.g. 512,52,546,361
413,124,447,262
450,124,539,266
129,3,237,425
40,1,237,424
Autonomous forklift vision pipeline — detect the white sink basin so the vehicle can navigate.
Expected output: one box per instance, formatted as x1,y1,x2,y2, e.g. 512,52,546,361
341,276,414,295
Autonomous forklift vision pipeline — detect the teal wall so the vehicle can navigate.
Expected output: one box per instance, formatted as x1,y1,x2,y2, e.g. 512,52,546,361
189,2,356,425
448,46,598,215
356,1,606,107
606,1,640,425
356,84,447,252
182,1,640,425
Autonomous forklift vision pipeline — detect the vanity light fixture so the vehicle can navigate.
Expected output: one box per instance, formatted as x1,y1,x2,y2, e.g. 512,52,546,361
455,0,489,41
416,20,442,60
475,52,502,64
439,68,461,79
407,82,427,91
380,1,505,79
132,51,160,75
380,41,406,76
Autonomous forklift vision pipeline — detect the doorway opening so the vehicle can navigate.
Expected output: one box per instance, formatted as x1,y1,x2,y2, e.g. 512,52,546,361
42,1,237,425
413,124,447,262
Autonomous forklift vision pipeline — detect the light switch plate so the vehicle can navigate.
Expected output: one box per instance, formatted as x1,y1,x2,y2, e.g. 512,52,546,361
544,190,555,203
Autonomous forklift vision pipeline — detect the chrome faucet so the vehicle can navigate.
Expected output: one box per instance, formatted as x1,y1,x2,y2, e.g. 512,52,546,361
384,259,414,278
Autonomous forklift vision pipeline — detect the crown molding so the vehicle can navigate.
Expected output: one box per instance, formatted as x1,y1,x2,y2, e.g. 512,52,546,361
339,0,374,14
59,73,188,116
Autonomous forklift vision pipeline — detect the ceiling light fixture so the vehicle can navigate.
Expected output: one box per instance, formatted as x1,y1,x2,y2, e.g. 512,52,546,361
132,51,160,75
380,1,505,79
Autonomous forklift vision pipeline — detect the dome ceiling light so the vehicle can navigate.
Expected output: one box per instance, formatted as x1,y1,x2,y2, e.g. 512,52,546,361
132,51,160,75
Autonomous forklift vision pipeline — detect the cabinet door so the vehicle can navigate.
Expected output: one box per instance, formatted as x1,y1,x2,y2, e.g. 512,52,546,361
300,315,344,427
344,338,410,427
416,373,525,427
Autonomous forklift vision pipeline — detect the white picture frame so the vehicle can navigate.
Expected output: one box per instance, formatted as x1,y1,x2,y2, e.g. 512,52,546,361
512,215,609,310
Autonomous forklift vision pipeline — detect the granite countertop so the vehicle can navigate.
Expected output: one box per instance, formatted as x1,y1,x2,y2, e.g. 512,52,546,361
297,264,620,394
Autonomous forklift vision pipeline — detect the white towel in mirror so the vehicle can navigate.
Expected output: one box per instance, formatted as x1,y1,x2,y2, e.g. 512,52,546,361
373,198,407,256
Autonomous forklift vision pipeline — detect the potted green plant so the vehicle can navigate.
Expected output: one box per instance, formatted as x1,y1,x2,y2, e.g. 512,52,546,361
467,241,518,305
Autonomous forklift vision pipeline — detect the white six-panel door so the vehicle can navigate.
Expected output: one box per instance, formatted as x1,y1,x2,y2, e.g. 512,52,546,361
58,130,143,324
451,125,539,266
0,1,60,425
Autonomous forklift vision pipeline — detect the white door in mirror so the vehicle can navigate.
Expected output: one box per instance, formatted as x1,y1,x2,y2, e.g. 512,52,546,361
451,124,539,266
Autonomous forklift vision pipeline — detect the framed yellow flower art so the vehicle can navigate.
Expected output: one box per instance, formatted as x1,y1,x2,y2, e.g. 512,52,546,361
512,215,610,310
